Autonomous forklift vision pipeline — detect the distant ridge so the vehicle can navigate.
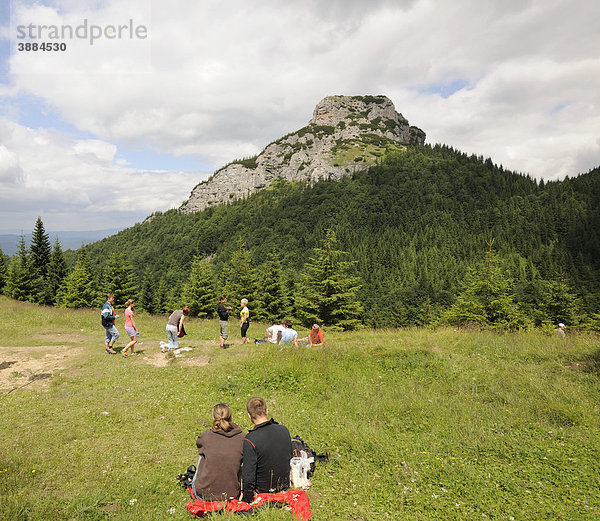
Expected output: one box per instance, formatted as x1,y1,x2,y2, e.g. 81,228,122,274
180,95,425,213
0,228,124,255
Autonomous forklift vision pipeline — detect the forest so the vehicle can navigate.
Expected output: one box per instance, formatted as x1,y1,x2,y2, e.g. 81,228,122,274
2,144,599,330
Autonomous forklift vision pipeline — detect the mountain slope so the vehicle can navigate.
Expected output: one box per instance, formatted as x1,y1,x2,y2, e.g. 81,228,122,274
84,145,600,326
180,95,425,213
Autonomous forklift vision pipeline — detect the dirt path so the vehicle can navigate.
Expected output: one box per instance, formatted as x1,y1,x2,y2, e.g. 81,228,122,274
0,344,83,393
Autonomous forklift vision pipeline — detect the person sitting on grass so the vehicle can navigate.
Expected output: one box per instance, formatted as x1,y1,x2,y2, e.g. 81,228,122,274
242,397,292,503
277,320,298,346
299,324,324,347
264,321,286,344
192,403,245,501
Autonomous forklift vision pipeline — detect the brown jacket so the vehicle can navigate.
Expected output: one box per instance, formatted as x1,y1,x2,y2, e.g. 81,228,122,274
193,424,244,500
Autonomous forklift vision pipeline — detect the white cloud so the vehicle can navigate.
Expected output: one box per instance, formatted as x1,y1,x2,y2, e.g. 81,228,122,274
1,0,599,230
0,117,204,229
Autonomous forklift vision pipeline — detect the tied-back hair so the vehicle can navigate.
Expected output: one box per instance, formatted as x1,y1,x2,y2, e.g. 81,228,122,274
212,403,233,432
124,299,134,308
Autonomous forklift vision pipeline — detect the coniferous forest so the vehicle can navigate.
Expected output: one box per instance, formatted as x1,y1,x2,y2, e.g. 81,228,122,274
2,144,600,330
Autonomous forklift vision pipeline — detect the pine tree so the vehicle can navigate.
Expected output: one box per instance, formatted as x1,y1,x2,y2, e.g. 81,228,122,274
0,247,7,294
440,253,528,330
5,235,43,302
46,239,67,305
259,251,289,322
138,267,157,314
56,247,98,308
101,251,138,308
30,217,51,280
182,256,216,318
222,240,262,319
295,229,364,330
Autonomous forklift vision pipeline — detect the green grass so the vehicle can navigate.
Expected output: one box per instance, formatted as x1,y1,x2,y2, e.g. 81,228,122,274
1,297,600,520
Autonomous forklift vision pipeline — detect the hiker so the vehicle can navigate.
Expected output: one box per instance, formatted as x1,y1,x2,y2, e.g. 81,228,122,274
240,298,250,344
557,323,566,338
299,324,324,347
217,295,232,348
265,321,286,344
192,403,245,501
101,294,119,354
166,306,189,351
277,320,298,346
121,299,139,357
242,397,292,503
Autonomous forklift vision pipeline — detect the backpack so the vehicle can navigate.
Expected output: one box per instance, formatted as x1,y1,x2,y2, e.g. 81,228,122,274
291,436,328,478
176,464,196,489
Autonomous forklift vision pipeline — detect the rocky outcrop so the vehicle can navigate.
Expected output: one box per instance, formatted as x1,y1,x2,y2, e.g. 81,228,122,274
180,95,425,213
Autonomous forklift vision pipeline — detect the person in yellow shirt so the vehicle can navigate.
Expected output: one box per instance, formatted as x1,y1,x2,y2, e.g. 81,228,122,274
240,298,250,344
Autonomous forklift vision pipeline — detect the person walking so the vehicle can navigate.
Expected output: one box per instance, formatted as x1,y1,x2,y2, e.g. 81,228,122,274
101,294,119,354
121,299,139,357
165,305,189,351
217,295,232,348
240,298,250,344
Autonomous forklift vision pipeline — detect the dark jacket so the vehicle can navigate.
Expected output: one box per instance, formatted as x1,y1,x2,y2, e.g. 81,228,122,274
217,303,229,321
193,424,245,500
242,418,292,503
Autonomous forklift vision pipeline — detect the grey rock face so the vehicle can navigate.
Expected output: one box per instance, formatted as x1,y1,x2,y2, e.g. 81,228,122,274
180,95,425,213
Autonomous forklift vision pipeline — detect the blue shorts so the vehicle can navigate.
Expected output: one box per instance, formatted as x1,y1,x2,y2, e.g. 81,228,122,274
104,325,119,343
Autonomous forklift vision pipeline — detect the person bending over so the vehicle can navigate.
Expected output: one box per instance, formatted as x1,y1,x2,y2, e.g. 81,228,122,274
242,397,292,503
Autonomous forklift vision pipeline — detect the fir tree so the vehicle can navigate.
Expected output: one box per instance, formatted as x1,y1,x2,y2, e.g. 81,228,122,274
259,251,289,322
138,267,157,314
222,240,263,319
295,229,363,330
46,239,67,305
182,256,216,317
0,247,7,293
101,251,138,308
440,253,528,330
5,235,43,302
56,247,98,308
30,217,51,280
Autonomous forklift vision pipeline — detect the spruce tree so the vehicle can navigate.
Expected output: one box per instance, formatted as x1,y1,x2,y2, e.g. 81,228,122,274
259,251,289,322
101,251,138,308
46,239,67,304
0,247,7,294
30,217,51,280
222,240,263,319
5,235,43,302
295,229,363,330
56,247,98,308
138,267,157,314
440,253,528,330
182,256,216,317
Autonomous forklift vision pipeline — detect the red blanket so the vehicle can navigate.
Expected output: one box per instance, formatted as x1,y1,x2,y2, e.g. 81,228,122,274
186,488,311,520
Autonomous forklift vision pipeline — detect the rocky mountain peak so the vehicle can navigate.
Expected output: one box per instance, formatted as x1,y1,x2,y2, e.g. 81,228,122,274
180,95,425,213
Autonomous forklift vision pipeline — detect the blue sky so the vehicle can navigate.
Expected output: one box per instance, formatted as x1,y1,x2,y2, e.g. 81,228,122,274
0,0,599,233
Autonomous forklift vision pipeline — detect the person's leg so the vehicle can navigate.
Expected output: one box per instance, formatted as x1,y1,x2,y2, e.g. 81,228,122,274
105,328,116,353
167,326,175,350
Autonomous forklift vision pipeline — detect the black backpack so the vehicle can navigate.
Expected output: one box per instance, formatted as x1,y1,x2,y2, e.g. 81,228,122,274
291,436,328,478
176,464,196,489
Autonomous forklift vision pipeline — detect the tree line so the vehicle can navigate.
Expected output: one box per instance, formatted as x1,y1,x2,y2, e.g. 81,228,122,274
2,144,599,331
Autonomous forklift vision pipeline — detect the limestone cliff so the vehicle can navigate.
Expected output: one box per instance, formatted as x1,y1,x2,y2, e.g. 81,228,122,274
179,95,425,213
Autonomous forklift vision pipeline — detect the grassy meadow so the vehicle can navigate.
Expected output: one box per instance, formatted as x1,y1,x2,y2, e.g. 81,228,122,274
1,296,599,520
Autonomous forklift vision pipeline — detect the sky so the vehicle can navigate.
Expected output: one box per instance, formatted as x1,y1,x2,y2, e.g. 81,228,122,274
0,0,599,233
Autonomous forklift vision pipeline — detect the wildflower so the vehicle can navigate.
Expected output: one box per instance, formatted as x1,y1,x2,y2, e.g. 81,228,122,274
168,507,176,514
129,498,137,505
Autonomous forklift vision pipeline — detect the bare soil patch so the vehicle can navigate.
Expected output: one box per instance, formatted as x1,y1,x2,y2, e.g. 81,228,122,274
0,344,83,393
